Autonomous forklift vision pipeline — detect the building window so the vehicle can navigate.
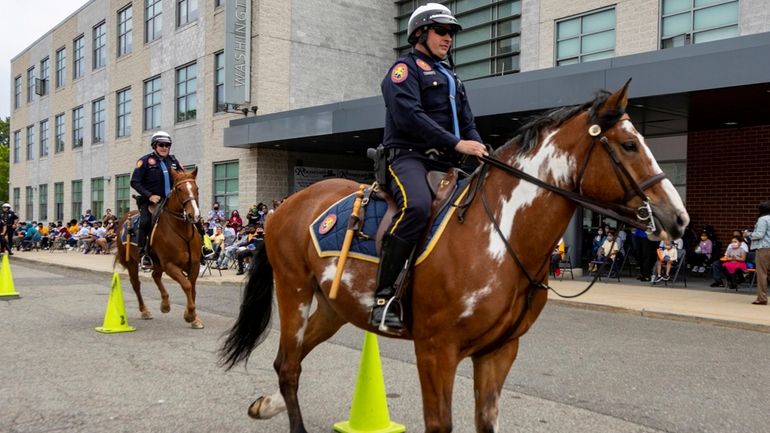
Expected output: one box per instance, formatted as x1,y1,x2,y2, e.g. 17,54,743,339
26,187,34,220
39,184,48,221
71,180,83,220
55,47,66,88
55,114,65,153
556,7,616,66
54,182,64,221
661,0,739,48
13,188,20,214
14,75,21,109
91,177,105,219
72,106,84,148
213,161,239,213
118,5,133,57
214,51,225,112
13,131,20,163
117,87,132,137
92,98,106,144
27,67,35,102
176,63,197,122
39,119,49,157
39,57,50,95
396,1,522,80
93,22,107,69
26,125,35,161
115,174,131,216
177,0,199,27
146,0,162,43
215,0,223,7
73,35,85,79
143,76,162,130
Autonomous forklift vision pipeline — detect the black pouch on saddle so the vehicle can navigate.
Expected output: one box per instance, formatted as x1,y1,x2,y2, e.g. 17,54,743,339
367,145,389,187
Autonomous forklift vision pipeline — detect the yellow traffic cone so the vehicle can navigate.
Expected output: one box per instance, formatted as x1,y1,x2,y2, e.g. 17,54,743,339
95,273,136,334
333,332,405,433
0,253,20,299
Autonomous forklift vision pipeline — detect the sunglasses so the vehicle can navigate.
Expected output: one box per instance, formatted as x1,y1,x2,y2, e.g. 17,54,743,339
430,26,456,37
155,142,171,148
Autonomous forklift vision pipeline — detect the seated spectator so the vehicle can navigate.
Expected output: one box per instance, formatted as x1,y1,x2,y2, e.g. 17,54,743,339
91,221,109,254
38,223,51,249
22,222,42,251
102,208,118,226
653,241,679,283
711,236,748,290
551,238,565,277
246,204,260,227
591,227,605,257
236,225,265,275
223,223,237,247
228,210,243,234
588,230,619,273
74,222,94,252
211,225,225,253
215,225,255,269
690,231,713,273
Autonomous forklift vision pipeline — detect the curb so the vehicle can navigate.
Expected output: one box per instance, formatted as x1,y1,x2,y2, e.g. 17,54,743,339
548,298,770,334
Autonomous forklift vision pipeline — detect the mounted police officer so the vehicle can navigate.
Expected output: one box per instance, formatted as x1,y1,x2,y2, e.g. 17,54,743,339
0,204,19,255
372,3,488,334
130,131,182,268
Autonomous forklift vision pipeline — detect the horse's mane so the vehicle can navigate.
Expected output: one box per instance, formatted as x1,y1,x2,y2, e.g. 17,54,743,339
498,90,624,156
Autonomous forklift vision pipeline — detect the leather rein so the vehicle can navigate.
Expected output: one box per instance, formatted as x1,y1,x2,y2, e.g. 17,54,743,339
162,178,199,225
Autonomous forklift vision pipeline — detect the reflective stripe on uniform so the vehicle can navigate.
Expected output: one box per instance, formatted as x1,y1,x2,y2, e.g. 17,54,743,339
388,165,408,234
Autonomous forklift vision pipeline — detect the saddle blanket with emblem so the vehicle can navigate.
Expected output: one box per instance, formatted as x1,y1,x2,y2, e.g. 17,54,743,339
119,214,142,246
309,179,470,266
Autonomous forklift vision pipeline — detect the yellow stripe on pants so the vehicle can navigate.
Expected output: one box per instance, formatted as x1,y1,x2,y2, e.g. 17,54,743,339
388,165,408,234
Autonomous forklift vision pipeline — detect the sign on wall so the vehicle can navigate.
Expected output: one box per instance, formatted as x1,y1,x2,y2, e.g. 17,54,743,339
224,0,251,105
293,166,374,192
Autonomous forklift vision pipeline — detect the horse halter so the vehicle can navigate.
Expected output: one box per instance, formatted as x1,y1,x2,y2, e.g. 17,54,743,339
167,178,200,223
573,116,667,233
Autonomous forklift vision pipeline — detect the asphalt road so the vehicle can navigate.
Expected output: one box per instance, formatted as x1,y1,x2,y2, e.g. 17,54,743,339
2,262,769,433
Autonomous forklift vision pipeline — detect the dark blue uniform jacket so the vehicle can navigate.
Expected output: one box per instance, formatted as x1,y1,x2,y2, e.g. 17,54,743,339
381,50,482,157
130,152,182,200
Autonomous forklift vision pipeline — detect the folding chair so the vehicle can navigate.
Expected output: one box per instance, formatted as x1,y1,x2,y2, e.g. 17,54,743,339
200,245,221,276
551,246,574,280
652,248,687,287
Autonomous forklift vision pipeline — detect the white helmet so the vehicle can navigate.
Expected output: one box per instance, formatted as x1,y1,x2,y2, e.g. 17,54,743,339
1,203,10,209
150,131,172,147
407,3,461,45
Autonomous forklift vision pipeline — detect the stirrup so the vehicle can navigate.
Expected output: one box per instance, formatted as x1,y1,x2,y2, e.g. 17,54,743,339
376,297,405,335
140,254,154,269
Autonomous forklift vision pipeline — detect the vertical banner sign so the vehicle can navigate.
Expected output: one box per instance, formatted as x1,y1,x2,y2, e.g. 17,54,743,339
224,0,251,105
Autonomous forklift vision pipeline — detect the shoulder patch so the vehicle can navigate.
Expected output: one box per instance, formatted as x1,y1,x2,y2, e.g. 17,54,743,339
390,63,408,83
147,157,157,165
416,58,432,72
136,160,143,168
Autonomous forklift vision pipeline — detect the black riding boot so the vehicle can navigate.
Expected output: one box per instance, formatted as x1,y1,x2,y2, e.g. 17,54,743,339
369,233,415,335
137,227,152,269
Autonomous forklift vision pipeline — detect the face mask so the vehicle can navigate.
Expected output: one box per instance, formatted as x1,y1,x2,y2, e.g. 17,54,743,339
701,236,707,240
214,206,219,210
597,231,603,235
731,242,740,248
606,236,614,241
258,211,264,215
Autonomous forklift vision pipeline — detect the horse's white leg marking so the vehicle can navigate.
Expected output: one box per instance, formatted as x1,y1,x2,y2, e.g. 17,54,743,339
258,390,287,419
487,131,574,263
295,302,310,347
459,285,492,319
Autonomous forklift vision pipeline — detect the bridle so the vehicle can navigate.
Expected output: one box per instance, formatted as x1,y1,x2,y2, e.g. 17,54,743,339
468,115,668,356
163,178,200,224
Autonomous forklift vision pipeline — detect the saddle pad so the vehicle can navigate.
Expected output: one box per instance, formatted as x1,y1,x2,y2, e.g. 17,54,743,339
309,179,470,266
119,215,141,246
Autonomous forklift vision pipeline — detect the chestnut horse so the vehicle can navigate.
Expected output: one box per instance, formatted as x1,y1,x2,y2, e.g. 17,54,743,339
220,83,689,432
115,168,205,329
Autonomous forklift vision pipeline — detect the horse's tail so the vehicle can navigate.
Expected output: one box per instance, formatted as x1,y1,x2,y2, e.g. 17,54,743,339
219,242,274,370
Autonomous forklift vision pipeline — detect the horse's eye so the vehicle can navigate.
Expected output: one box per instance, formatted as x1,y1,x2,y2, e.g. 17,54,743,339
621,141,637,151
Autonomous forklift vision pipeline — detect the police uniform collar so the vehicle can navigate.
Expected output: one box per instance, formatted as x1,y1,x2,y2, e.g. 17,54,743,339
412,50,445,66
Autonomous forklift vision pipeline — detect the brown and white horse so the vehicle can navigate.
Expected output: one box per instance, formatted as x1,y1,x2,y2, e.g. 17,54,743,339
220,83,688,432
115,168,205,329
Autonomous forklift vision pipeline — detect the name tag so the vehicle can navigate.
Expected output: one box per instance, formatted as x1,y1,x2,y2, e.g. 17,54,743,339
422,70,436,76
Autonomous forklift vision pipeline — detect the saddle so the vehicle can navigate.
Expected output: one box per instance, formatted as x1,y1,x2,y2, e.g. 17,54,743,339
366,146,465,252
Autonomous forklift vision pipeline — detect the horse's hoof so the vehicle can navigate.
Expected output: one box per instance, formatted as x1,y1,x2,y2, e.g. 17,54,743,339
160,302,170,314
247,397,265,419
140,310,153,320
184,312,195,323
191,319,204,329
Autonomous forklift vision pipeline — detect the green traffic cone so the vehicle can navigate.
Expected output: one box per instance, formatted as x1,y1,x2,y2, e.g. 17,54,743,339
0,253,20,298
95,273,136,334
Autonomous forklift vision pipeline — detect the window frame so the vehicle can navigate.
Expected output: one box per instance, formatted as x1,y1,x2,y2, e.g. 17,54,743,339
555,6,616,66
115,174,132,216
71,180,83,221
39,119,49,158
214,51,225,112
72,106,84,149
39,57,50,96
26,67,35,103
118,4,133,57
26,125,35,161
92,98,106,144
55,113,65,153
213,160,240,214
26,186,34,220
177,0,199,27
143,76,162,130
13,130,21,163
145,0,163,43
54,182,65,221
14,75,21,109
93,21,107,70
73,35,85,79
91,177,105,219
116,87,132,138
55,47,66,88
660,0,740,49
176,62,197,123
39,184,49,221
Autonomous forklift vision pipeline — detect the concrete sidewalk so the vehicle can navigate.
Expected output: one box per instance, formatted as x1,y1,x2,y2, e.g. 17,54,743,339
6,249,769,332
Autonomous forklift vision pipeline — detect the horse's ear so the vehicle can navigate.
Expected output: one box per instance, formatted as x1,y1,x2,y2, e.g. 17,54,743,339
601,78,632,113
190,167,198,178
